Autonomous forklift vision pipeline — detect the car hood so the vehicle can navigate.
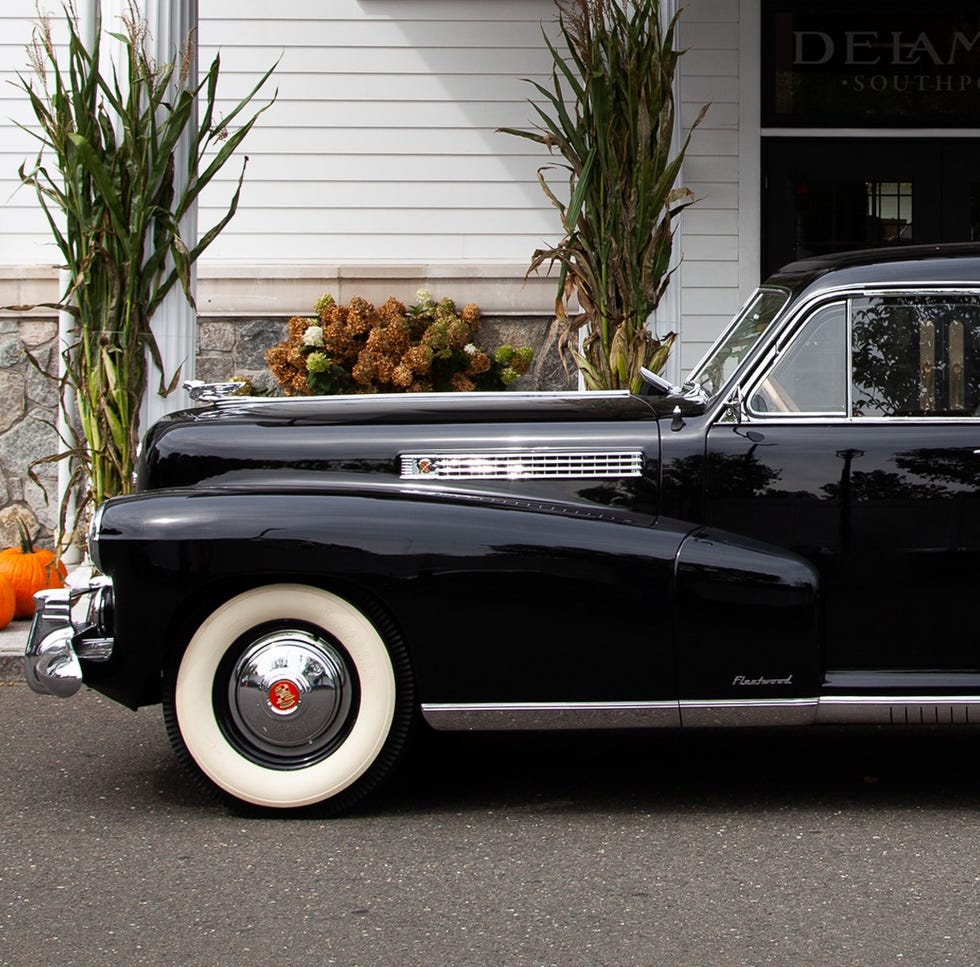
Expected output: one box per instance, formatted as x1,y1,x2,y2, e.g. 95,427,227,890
138,390,670,497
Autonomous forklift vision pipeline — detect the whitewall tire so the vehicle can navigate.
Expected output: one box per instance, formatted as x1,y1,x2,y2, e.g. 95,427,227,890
163,584,413,812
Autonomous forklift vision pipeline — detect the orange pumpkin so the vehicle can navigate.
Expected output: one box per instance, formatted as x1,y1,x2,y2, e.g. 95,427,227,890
0,574,15,629
0,519,67,619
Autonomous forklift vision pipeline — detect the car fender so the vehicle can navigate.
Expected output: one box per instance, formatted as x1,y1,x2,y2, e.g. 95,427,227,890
674,528,822,703
91,486,691,708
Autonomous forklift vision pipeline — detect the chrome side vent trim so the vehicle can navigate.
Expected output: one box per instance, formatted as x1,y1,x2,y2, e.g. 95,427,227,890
817,696,980,725
400,449,644,480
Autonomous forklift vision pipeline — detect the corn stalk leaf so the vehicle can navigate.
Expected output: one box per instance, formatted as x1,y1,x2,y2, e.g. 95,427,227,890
501,0,707,389
13,2,276,531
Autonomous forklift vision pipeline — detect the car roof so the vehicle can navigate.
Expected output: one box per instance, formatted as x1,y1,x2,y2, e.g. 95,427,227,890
765,242,980,301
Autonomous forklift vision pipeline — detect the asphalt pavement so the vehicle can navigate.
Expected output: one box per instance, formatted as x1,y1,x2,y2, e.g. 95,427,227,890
2,687,980,966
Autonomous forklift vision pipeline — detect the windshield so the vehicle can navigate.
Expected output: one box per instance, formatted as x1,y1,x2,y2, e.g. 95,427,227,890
688,288,790,398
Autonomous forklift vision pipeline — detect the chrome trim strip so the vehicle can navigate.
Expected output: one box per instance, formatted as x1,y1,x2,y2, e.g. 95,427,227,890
742,415,980,426
421,701,680,731
400,449,644,481
203,389,633,407
680,698,818,728
712,284,980,427
422,696,980,731
817,695,980,726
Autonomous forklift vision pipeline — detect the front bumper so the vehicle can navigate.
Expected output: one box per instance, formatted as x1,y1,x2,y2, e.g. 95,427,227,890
25,578,115,698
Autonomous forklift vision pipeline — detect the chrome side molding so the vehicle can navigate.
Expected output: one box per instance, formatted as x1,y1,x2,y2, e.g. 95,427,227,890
421,701,680,731
422,696,980,731
680,698,818,728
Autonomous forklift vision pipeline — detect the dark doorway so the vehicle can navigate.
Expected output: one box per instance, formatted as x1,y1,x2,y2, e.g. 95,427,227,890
762,138,980,278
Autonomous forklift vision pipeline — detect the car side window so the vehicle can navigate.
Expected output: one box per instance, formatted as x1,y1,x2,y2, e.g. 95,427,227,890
748,303,847,416
851,295,980,417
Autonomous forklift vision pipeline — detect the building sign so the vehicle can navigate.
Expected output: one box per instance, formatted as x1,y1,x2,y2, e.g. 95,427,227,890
763,1,980,127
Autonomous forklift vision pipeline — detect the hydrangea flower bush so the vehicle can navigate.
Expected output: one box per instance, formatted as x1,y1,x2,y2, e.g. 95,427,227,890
265,290,533,395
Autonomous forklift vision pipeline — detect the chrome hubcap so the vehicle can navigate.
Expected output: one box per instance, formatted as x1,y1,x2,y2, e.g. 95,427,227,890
227,629,353,760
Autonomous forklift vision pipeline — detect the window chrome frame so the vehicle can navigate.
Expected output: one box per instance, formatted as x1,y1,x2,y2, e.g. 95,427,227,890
742,297,849,420
724,283,980,426
687,285,793,402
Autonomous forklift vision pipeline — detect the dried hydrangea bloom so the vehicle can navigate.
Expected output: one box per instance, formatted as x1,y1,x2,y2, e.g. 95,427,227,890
266,340,304,392
466,350,491,375
450,372,476,392
375,356,395,385
378,297,407,324
264,344,288,368
402,344,433,375
266,290,509,396
366,324,409,361
447,318,471,350
351,356,376,386
422,320,450,354
512,346,534,374
391,363,414,388
322,321,354,360
345,296,376,337
288,316,313,341
344,314,367,337
320,303,349,333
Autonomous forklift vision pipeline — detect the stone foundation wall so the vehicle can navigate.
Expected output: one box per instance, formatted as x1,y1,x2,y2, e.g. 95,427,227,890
0,316,61,547
0,312,573,547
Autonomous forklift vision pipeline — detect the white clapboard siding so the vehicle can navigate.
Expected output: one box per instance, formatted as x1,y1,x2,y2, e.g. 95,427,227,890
195,0,562,266
0,0,563,272
0,8,71,267
678,0,743,374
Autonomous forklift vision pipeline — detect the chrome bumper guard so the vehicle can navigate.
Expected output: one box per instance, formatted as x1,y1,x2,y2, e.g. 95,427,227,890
25,578,115,698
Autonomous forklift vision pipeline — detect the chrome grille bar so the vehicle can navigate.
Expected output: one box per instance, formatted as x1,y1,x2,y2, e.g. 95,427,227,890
400,449,644,480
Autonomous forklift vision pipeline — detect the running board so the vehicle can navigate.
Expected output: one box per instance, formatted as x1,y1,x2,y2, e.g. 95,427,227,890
421,696,980,731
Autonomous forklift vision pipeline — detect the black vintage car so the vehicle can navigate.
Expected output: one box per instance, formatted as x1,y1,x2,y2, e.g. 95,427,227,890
26,243,980,812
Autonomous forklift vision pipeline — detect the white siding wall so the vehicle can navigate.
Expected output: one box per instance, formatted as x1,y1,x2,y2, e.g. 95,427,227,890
678,0,744,374
197,0,559,266
0,7,71,271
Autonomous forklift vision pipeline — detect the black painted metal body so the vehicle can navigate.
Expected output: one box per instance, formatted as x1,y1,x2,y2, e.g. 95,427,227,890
80,243,980,720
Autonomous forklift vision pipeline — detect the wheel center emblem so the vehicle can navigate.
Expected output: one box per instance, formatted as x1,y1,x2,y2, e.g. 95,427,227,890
268,679,300,713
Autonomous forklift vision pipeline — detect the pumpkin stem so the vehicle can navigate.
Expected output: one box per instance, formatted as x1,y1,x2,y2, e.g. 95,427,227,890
14,515,34,555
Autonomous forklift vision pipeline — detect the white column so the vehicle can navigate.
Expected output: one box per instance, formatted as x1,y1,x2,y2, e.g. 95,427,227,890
653,0,683,385
137,0,199,431
58,5,100,555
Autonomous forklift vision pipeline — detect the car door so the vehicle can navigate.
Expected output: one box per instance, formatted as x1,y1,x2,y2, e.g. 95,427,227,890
702,289,980,679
